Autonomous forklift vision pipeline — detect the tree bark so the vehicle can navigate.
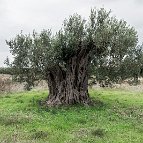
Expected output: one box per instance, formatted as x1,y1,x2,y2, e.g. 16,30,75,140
46,50,91,106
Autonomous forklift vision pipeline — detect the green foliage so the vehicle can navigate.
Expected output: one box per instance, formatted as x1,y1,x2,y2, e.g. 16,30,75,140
122,44,143,82
89,9,138,84
0,89,143,142
6,8,138,88
94,44,143,85
0,67,13,75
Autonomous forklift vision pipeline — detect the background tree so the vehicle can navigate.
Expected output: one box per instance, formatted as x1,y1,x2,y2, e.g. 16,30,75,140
121,44,143,84
6,8,138,106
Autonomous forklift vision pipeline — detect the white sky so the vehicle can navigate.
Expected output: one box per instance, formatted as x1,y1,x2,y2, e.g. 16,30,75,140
0,0,143,66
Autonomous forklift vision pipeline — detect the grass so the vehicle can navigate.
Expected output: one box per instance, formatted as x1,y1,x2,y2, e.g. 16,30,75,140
0,88,143,143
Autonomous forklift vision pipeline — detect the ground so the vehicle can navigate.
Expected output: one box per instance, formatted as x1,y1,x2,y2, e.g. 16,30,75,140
0,89,143,143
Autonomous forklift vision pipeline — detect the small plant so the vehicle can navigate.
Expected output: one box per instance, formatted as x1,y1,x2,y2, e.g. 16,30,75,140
31,130,48,139
91,128,105,138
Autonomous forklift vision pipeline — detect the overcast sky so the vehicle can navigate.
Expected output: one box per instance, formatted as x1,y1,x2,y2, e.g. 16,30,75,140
0,0,143,66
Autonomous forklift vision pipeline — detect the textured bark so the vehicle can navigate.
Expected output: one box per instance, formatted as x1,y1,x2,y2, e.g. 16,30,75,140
46,49,91,106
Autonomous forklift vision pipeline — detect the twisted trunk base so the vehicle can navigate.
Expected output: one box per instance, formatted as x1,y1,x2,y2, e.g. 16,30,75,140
46,52,91,106
46,80,90,106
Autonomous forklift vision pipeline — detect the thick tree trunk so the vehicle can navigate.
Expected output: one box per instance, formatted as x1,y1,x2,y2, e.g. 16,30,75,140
46,50,91,106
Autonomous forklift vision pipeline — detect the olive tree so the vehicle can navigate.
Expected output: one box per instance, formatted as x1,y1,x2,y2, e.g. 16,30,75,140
6,8,138,106
121,44,143,83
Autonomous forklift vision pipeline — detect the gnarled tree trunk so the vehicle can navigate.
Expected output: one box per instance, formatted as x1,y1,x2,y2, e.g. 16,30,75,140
46,50,91,106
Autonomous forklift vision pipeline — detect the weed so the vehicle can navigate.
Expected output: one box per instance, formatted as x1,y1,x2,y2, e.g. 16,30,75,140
31,130,48,139
91,128,105,137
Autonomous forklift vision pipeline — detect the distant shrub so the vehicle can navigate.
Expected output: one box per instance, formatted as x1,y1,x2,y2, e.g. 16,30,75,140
0,67,13,75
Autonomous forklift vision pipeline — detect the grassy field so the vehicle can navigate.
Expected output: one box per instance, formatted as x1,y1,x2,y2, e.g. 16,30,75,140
0,89,143,143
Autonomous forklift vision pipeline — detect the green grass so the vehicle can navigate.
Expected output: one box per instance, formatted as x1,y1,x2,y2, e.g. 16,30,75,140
0,88,143,143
